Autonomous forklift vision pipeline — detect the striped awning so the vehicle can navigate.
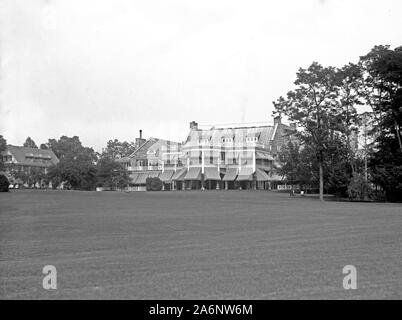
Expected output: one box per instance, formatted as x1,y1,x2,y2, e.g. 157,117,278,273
159,169,175,182
268,173,284,181
256,151,274,160
135,172,150,184
222,168,238,181
171,168,187,181
130,173,140,184
204,167,221,180
255,168,270,181
184,167,202,181
236,167,254,181
147,171,160,178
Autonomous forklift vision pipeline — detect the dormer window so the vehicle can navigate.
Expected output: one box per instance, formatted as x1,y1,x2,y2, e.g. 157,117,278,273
222,137,233,143
246,137,258,142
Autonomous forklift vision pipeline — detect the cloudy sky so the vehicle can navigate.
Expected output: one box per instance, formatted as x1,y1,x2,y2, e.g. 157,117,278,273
1,0,401,151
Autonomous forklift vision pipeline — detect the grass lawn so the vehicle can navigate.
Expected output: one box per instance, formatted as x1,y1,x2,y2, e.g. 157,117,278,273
0,189,401,299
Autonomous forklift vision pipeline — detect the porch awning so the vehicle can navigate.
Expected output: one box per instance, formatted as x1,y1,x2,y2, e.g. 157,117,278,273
135,172,149,184
236,167,254,181
130,173,140,184
255,168,270,181
222,168,238,181
159,169,175,182
184,167,202,181
204,167,221,180
256,151,274,160
268,173,284,181
147,171,160,178
171,168,187,181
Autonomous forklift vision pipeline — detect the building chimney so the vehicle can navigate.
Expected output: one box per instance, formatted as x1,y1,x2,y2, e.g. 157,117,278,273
135,129,146,148
273,115,281,125
190,121,198,130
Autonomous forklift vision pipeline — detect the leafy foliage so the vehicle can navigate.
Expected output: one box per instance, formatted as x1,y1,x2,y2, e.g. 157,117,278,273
23,137,38,149
96,157,130,190
146,177,163,191
0,174,10,192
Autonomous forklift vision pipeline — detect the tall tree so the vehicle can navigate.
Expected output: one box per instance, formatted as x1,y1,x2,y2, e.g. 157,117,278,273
273,62,339,200
44,136,98,190
360,45,402,201
0,135,7,172
23,137,38,149
102,139,136,159
334,63,363,174
96,157,130,190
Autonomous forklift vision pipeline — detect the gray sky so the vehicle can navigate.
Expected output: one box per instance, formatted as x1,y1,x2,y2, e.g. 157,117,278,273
1,0,401,151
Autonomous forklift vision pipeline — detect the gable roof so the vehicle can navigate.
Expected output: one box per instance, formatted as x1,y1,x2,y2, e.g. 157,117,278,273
127,137,181,159
2,145,59,167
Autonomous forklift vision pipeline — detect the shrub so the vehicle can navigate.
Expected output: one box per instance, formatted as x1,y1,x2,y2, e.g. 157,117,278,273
145,177,162,191
0,174,10,192
347,173,371,201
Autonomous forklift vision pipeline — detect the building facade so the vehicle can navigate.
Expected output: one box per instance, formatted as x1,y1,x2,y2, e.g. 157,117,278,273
117,131,182,191
120,117,297,191
162,116,297,191
1,145,59,187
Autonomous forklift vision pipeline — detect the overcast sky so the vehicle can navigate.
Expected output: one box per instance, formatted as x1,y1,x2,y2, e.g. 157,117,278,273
1,0,401,151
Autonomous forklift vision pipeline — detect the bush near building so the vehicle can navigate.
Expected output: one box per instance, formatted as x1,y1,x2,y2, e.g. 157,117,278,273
0,174,10,192
146,177,162,191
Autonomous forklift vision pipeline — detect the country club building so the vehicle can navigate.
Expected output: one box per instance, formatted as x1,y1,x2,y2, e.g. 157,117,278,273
119,116,297,191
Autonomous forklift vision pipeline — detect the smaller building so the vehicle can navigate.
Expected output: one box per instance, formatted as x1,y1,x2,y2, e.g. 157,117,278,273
1,145,59,187
116,131,182,191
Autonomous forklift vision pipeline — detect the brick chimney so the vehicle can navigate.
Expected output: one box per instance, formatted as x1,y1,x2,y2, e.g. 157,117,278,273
135,129,146,147
190,121,198,130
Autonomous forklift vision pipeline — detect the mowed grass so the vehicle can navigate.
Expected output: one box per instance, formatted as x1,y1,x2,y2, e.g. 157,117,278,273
0,190,401,299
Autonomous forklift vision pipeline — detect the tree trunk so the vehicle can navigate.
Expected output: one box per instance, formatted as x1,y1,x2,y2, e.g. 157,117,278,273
319,160,324,201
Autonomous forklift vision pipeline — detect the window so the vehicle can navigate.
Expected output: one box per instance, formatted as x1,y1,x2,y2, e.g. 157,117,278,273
220,152,225,161
222,137,233,143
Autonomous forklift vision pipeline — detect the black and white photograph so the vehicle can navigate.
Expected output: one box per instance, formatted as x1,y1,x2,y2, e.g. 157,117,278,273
0,0,401,306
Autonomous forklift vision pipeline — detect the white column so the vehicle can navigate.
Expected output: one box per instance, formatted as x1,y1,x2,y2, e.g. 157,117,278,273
238,151,241,173
253,148,256,172
201,149,205,174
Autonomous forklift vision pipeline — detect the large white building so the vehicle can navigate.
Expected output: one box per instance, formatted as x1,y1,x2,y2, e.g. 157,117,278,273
120,116,297,191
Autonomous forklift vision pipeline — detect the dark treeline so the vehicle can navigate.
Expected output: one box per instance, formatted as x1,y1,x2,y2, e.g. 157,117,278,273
0,135,134,191
274,45,402,201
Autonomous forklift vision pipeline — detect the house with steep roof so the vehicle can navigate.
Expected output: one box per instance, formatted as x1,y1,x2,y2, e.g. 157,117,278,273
116,130,182,191
1,145,59,187
1,145,59,171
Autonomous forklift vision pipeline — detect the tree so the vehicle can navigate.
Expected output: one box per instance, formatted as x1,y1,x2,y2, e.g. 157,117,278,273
44,136,98,190
23,137,38,149
360,45,402,201
0,135,7,172
101,139,137,159
277,141,313,187
273,62,339,200
41,136,97,162
0,174,10,192
334,63,363,175
96,157,130,190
